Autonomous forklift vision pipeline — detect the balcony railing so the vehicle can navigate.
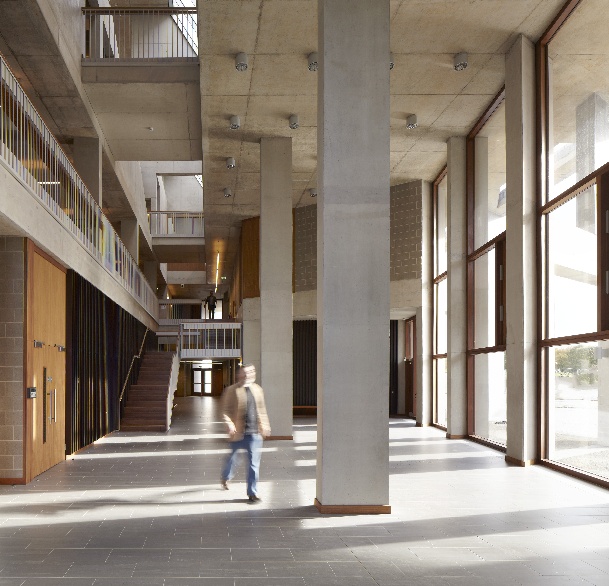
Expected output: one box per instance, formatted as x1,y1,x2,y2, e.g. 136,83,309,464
180,321,242,359
0,56,157,318
83,7,198,62
149,211,204,237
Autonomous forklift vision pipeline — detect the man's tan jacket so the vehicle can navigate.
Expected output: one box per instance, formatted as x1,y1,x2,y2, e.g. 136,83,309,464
222,382,271,442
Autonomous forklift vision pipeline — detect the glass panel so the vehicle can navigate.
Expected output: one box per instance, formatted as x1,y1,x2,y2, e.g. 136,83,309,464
435,174,448,276
547,187,597,339
434,279,447,355
474,352,507,446
547,342,609,480
434,358,448,427
548,1,609,200
474,102,507,249
473,249,496,349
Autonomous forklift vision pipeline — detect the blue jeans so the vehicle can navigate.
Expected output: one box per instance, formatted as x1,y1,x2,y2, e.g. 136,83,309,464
222,433,263,497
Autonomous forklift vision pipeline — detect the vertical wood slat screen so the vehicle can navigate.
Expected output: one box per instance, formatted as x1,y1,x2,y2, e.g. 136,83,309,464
65,271,150,454
293,320,317,406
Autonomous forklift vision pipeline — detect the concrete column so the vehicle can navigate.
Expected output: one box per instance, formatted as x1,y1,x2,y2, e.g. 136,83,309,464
575,93,607,233
144,261,157,291
417,180,433,427
242,297,261,383
505,35,537,466
260,137,293,439
316,0,390,512
120,218,139,264
73,137,102,206
446,136,467,439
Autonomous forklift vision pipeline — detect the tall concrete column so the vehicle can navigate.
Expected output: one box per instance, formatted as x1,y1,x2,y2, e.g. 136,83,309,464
120,218,139,264
505,35,537,466
242,298,261,381
260,137,293,439
316,0,390,513
417,180,433,427
73,137,103,206
446,136,467,439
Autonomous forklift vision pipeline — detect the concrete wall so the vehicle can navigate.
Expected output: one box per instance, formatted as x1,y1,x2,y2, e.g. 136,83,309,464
163,175,203,212
115,161,151,249
0,237,24,479
294,205,317,293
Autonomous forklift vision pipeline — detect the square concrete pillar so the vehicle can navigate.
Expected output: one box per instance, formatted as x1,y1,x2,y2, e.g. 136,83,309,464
260,137,293,439
505,35,537,466
120,218,139,265
242,297,261,380
316,0,390,513
73,137,102,206
447,136,467,439
144,261,157,291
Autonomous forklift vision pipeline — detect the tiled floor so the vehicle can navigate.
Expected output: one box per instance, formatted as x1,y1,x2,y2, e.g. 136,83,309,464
1,396,609,585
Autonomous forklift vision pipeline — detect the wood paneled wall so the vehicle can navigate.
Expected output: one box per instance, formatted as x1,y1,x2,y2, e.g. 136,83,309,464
293,320,317,406
241,216,260,299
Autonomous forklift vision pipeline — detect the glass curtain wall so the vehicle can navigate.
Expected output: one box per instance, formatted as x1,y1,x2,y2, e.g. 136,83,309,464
542,0,609,482
467,97,507,446
433,170,448,427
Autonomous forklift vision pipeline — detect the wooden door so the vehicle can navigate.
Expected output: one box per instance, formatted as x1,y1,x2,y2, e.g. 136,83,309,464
26,249,66,482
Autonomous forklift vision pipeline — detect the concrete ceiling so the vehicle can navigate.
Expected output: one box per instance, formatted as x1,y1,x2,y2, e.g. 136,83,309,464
198,0,567,293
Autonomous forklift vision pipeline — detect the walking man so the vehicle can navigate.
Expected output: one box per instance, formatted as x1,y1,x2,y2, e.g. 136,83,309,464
221,364,271,502
205,290,217,319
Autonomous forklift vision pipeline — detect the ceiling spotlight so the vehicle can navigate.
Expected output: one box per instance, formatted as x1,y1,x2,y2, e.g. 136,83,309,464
147,126,154,131
235,52,248,72
226,157,236,169
454,52,468,71
309,188,317,198
289,114,299,130
224,187,232,197
389,53,395,70
307,52,318,72
406,114,418,129
229,115,240,130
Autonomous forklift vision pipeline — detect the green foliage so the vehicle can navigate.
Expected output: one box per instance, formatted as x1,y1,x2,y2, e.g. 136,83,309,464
554,345,598,385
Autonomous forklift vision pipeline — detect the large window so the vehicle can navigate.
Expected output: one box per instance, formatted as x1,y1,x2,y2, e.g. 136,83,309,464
467,91,507,447
433,169,448,427
541,0,609,483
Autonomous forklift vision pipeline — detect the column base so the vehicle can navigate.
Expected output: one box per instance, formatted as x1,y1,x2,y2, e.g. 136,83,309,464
266,435,293,441
505,455,535,466
446,433,467,439
314,498,391,515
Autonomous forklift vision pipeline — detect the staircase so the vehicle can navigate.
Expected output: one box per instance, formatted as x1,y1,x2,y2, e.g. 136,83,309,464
120,351,176,432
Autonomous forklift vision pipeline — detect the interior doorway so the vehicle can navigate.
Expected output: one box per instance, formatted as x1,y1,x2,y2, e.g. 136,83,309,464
404,317,416,418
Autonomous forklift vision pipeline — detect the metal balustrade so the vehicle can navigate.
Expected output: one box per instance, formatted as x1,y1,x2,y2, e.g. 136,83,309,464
149,211,204,237
179,322,242,359
82,7,198,62
0,56,157,318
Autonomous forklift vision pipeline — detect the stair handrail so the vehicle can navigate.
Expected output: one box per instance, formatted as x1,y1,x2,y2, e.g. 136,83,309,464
119,328,149,404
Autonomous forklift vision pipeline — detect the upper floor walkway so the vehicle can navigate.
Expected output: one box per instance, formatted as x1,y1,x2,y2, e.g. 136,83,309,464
1,396,608,584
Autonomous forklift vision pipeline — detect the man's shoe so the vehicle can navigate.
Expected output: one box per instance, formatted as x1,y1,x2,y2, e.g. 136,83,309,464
221,479,229,490
248,494,261,503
